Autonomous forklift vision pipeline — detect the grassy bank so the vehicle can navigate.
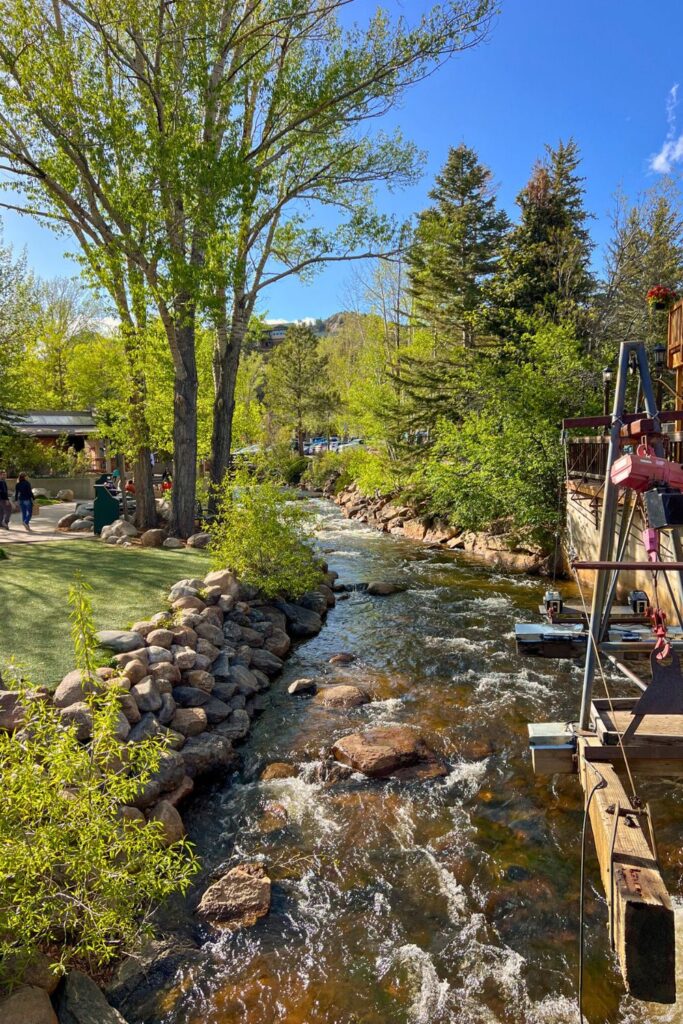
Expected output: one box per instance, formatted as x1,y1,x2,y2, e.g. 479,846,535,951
0,542,210,687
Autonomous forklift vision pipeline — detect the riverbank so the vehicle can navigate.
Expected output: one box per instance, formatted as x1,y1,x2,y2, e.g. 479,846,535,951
331,482,559,576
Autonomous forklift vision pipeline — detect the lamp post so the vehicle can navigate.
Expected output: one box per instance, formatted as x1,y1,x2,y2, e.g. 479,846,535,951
654,343,666,411
602,366,612,419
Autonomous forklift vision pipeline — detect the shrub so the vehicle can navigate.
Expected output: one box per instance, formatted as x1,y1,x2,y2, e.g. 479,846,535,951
302,447,398,497
208,473,323,599
0,578,198,985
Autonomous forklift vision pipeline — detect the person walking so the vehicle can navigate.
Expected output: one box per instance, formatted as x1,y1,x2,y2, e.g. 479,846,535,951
14,472,34,532
0,470,11,529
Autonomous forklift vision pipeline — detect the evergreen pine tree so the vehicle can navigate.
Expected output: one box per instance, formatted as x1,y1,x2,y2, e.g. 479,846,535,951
492,138,594,338
264,326,338,454
407,144,510,350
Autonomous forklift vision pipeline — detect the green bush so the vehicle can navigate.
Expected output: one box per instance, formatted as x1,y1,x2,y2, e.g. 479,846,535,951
255,443,308,485
302,447,398,497
0,578,198,985
208,473,323,599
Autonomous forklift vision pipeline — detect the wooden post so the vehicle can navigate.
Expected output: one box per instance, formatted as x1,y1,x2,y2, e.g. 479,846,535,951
579,739,675,1003
668,299,683,410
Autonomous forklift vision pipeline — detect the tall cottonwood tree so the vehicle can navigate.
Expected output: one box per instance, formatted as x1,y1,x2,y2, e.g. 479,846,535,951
408,144,509,350
0,0,494,532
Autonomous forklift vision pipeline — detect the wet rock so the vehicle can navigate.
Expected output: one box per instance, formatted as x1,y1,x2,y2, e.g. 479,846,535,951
259,801,289,833
106,939,203,1023
329,652,356,665
214,708,251,740
182,732,235,777
313,685,369,709
197,863,271,929
298,590,327,616
0,985,58,1024
148,800,185,846
331,726,444,779
96,629,144,653
460,738,495,760
366,581,406,596
264,629,291,658
171,707,208,737
287,677,317,696
275,600,322,638
249,648,283,677
56,969,126,1024
260,762,298,780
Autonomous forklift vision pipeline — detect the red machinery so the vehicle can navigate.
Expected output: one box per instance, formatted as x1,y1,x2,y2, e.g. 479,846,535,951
611,444,683,492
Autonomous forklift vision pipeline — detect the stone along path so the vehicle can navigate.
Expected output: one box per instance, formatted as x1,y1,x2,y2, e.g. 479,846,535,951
0,502,95,545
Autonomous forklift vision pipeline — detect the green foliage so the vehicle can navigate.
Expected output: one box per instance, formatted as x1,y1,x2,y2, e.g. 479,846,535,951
264,326,339,452
0,578,198,983
302,447,398,497
209,473,323,599
0,432,91,477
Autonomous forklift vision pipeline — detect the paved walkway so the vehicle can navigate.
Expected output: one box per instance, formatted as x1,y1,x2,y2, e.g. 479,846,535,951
0,502,95,545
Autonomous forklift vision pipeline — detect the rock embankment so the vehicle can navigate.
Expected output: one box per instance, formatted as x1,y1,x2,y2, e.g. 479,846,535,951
0,563,336,1024
332,483,557,576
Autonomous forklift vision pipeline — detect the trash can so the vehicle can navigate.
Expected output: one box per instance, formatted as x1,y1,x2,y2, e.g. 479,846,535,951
93,474,120,535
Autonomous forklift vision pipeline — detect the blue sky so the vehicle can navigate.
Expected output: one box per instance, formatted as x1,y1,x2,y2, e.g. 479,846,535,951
3,0,683,321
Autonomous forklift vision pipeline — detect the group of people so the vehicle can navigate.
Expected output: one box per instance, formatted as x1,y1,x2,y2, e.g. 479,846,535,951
0,471,35,532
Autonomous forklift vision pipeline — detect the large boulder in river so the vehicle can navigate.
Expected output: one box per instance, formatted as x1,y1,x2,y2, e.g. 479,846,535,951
56,969,127,1024
197,863,271,929
313,685,369,709
275,600,322,638
366,581,406,596
331,726,445,779
106,939,204,1023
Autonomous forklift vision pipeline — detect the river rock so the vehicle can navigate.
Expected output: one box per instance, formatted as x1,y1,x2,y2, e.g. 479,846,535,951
0,690,24,731
313,685,369,709
329,652,356,665
223,620,243,644
214,708,251,740
172,625,198,649
366,581,406,596
171,707,207,736
0,985,58,1024
261,629,289,659
96,629,144,653
331,726,444,779
56,970,127,1024
145,628,174,649
119,692,142,724
212,680,237,702
287,677,317,696
196,638,221,663
173,595,206,612
181,732,235,776
53,669,99,708
106,939,204,1023
172,685,210,708
184,669,214,693
148,800,185,845
260,762,298,780
172,645,196,670
298,590,327,616
122,658,148,686
148,661,182,686
164,774,194,807
158,692,177,725
229,664,259,696
187,532,211,549
249,648,283,677
197,863,270,929
196,621,224,647
204,697,232,724
259,606,288,632
204,568,240,596
59,702,93,741
140,528,166,547
193,653,212,672
163,536,184,549
131,678,162,713
275,600,322,638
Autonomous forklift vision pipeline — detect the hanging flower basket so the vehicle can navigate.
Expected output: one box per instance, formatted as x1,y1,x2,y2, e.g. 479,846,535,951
646,285,678,312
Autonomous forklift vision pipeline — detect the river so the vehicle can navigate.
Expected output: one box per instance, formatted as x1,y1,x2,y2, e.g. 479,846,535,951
156,498,683,1024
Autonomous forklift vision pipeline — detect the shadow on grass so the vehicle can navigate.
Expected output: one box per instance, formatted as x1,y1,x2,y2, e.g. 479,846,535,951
0,543,211,688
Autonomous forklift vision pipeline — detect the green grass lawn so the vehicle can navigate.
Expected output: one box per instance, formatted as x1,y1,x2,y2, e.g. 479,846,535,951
0,542,211,688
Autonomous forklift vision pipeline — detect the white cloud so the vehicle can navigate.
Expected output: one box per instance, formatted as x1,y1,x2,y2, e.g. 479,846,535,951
649,84,683,173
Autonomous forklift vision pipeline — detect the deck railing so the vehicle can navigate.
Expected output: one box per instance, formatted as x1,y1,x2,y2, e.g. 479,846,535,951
567,434,683,481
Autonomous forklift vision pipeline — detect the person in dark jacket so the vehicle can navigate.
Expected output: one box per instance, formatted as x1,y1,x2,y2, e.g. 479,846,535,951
0,469,10,529
14,472,34,532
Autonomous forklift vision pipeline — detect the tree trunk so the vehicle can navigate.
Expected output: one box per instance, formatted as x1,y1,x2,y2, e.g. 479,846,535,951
170,318,198,538
134,447,156,529
209,292,249,516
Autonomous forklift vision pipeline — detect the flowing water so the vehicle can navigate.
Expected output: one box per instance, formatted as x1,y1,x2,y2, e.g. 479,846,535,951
156,500,683,1024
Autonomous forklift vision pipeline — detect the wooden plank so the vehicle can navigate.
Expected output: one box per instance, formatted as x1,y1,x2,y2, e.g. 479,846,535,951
582,744,683,776
579,738,676,1003
598,708,683,743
